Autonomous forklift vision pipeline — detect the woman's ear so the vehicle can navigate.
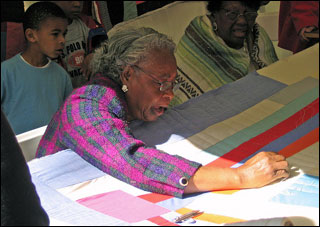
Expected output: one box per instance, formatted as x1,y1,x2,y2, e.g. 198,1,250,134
25,28,37,43
120,65,133,84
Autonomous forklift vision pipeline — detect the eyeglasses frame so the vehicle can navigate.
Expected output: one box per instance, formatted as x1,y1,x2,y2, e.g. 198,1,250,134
131,64,180,92
221,8,258,21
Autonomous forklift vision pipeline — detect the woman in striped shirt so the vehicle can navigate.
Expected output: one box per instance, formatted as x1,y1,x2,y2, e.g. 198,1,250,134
36,27,289,198
170,1,279,107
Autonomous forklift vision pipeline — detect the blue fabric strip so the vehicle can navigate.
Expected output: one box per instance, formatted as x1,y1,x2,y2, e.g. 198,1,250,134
28,149,106,189
231,113,319,167
205,86,318,158
270,174,319,207
130,72,287,147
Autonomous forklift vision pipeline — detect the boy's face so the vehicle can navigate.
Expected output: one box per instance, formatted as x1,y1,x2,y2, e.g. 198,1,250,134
32,17,68,59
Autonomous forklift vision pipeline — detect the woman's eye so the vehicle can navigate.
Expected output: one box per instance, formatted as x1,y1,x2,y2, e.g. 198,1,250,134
229,12,238,18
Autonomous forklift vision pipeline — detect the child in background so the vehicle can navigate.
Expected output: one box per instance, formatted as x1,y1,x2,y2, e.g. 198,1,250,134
1,1,108,88
52,1,108,88
1,1,73,135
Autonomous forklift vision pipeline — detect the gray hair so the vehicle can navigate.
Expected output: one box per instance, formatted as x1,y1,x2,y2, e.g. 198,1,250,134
90,27,176,84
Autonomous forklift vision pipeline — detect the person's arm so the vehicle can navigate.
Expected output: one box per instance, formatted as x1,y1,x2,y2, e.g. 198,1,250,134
298,26,317,42
45,77,289,197
1,110,49,226
185,151,289,194
290,1,319,40
55,81,201,198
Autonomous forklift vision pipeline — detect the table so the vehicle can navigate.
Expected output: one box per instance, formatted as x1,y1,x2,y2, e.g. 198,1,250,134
28,44,319,226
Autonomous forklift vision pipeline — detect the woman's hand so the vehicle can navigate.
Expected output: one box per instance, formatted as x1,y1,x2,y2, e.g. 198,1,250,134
184,151,289,195
236,151,289,188
299,26,317,42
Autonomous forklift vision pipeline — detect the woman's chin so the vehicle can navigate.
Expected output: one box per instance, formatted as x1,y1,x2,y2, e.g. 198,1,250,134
144,112,161,122
229,38,245,49
146,114,160,122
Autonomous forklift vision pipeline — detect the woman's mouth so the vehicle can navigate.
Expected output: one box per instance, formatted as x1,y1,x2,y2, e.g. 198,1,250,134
153,106,167,117
232,29,247,38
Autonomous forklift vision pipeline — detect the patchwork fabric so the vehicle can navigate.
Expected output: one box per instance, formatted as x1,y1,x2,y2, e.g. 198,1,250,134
28,44,319,225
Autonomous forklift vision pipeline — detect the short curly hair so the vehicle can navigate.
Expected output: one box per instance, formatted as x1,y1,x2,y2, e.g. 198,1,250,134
90,27,176,85
23,1,67,33
207,1,264,14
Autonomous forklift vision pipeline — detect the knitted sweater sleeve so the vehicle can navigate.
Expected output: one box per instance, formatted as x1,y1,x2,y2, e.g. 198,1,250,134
37,83,201,198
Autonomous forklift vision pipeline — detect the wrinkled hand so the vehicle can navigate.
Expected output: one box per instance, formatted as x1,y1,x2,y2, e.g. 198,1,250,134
299,26,317,42
237,151,289,188
80,53,94,81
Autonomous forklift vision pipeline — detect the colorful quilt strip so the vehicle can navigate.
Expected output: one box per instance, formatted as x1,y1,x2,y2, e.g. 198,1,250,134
204,87,318,161
206,98,318,168
155,83,318,166
30,173,129,226
28,44,318,226
55,92,319,225
77,190,170,223
130,71,287,147
123,87,319,224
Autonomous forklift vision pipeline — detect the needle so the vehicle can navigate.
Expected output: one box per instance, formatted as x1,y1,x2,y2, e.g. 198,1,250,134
173,210,203,223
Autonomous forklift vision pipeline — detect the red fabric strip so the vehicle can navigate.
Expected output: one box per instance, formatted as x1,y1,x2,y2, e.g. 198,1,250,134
279,127,319,158
206,98,319,168
138,193,173,203
148,216,179,226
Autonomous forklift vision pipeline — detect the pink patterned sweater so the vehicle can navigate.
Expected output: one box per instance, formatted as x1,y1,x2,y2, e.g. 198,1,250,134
36,74,201,197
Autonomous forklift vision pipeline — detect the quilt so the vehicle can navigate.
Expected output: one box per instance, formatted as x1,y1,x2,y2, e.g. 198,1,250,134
28,44,319,226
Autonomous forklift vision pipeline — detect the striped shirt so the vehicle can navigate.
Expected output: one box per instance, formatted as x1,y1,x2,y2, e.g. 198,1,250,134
169,15,279,107
36,74,201,198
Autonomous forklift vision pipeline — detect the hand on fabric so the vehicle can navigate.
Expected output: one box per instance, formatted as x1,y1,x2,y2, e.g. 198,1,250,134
236,151,289,188
298,26,317,42
81,53,94,81
184,151,289,195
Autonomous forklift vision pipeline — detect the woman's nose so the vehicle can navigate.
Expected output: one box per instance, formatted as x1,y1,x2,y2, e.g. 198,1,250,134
163,88,175,101
236,14,248,24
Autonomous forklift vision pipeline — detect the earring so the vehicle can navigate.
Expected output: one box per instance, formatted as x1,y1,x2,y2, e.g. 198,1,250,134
213,21,218,32
210,15,218,32
122,85,128,93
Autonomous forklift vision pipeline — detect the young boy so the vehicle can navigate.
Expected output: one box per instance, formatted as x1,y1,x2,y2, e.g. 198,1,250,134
1,2,108,88
51,1,108,88
1,1,73,135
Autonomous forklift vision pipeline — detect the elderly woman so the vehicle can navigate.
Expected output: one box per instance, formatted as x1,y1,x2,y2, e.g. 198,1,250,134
170,1,279,107
36,27,288,198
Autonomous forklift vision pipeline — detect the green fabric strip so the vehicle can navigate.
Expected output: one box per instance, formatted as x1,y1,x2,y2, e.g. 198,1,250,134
268,77,319,105
204,86,319,156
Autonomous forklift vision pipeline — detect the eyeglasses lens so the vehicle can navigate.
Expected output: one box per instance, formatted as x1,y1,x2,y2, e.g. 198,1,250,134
226,11,257,21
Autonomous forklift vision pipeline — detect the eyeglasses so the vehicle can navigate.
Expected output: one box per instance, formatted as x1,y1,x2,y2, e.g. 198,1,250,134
222,8,258,21
132,65,180,92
